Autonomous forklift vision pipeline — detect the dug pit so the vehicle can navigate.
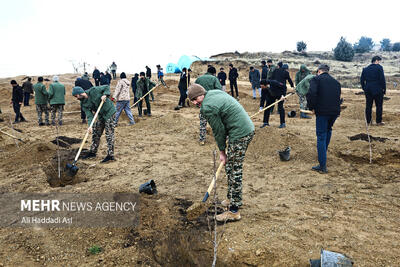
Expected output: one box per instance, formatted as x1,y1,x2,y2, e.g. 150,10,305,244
349,133,389,143
51,136,82,148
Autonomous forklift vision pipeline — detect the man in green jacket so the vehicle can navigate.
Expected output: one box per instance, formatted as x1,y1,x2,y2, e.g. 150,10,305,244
295,64,311,86
33,76,49,126
72,85,117,163
296,72,315,119
48,76,66,125
194,66,222,145
136,72,156,117
188,84,255,222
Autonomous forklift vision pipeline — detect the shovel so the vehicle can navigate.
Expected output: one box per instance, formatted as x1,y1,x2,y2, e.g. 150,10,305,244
130,85,158,108
187,162,225,220
66,100,105,176
250,93,294,118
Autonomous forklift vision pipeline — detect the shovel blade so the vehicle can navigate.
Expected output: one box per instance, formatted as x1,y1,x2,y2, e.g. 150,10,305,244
66,163,79,176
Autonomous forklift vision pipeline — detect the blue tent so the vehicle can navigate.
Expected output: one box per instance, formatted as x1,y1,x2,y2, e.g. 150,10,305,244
166,63,180,73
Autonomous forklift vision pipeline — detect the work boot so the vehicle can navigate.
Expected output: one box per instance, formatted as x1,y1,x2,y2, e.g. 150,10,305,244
221,199,230,207
58,121,62,126
376,122,385,126
101,155,115,163
312,165,327,173
260,123,269,128
13,120,19,124
39,122,45,126
216,211,241,222
51,121,56,126
82,119,86,124
81,152,96,159
300,112,311,119
278,123,286,128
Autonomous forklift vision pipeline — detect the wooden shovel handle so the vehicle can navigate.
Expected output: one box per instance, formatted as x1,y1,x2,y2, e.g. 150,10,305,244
74,100,105,162
202,162,225,202
250,93,294,118
130,86,158,108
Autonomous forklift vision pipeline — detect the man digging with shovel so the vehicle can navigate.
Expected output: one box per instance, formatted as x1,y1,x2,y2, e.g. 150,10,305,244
72,85,116,163
188,84,255,222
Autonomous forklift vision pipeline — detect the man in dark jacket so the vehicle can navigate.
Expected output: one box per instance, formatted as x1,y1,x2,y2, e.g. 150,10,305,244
105,71,112,85
92,67,101,86
228,63,239,99
249,66,261,99
10,80,26,123
145,66,155,101
75,77,94,123
131,73,139,104
177,68,190,108
360,56,386,125
261,60,269,80
306,64,341,173
22,77,33,106
260,79,286,128
263,62,294,128
217,67,227,91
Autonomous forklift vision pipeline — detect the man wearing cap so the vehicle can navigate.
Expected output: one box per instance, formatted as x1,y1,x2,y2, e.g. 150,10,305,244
188,84,254,222
10,80,26,123
306,64,341,173
48,76,65,126
33,77,49,126
72,85,116,163
195,66,222,145
360,55,386,126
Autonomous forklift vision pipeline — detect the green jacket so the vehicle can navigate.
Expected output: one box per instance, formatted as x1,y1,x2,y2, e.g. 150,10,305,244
200,90,255,151
295,65,311,86
33,82,48,105
80,85,116,126
295,74,315,96
267,65,276,79
195,73,222,91
136,78,156,99
48,82,66,105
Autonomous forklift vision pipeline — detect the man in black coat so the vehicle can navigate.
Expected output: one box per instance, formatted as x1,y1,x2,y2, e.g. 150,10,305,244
228,63,239,98
261,60,269,80
360,56,386,125
306,64,341,173
92,67,101,86
217,67,227,91
10,80,26,123
145,66,154,101
75,77,94,123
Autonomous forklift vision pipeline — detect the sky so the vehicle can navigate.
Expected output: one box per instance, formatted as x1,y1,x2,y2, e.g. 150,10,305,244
0,0,399,78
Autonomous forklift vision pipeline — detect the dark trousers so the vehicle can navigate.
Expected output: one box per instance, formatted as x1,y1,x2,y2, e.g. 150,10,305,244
13,102,25,122
365,93,383,123
81,106,86,120
263,94,285,124
230,79,238,97
111,70,116,79
260,89,269,108
23,92,30,106
137,95,151,116
178,87,187,106
316,115,337,168
94,78,100,86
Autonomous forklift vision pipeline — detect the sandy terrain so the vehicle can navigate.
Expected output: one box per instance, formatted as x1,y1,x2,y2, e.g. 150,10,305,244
0,72,399,266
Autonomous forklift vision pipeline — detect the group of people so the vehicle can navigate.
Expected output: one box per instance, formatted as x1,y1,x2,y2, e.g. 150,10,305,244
6,55,387,222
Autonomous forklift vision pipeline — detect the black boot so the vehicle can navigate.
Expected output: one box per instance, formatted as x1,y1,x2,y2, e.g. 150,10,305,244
101,155,115,163
81,152,96,159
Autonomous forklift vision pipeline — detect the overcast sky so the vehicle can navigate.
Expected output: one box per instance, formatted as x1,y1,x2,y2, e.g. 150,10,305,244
0,0,398,78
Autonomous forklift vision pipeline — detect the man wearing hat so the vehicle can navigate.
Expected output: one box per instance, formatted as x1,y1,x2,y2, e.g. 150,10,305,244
188,84,255,222
306,64,341,173
72,85,117,163
48,76,65,125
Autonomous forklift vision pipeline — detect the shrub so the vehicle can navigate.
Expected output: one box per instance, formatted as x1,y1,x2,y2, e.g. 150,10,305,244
296,41,307,52
392,42,400,52
353,36,374,53
380,38,392,51
334,37,354,62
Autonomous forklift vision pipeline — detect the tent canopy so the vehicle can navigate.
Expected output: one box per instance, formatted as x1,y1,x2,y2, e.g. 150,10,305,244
165,55,211,73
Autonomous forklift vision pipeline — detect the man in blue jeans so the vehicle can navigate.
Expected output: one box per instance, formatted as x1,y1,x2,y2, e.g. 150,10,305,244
306,64,341,173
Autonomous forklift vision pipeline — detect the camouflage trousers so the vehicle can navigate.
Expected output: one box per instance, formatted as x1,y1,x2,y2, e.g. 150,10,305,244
51,104,64,124
36,104,49,124
199,112,207,142
226,131,254,207
297,92,308,110
90,114,116,157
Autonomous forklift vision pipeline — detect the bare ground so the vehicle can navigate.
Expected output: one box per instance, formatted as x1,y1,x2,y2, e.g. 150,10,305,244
0,75,399,266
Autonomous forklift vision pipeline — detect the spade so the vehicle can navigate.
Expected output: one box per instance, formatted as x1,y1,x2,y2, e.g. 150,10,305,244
66,100,105,176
